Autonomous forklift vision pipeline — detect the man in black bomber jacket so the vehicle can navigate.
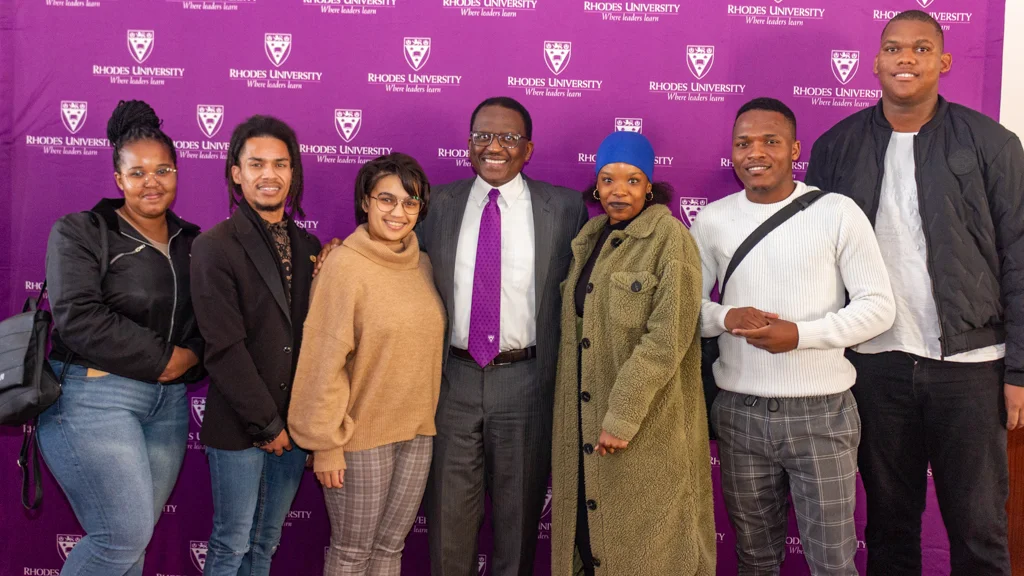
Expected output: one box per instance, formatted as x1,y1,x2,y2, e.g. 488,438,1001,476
190,116,321,575
806,11,1023,576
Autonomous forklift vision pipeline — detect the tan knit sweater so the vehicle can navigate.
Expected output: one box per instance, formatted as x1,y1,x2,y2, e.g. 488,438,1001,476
288,225,445,472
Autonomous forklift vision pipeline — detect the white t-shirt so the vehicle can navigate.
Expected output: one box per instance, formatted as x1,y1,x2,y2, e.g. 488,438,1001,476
856,131,1005,362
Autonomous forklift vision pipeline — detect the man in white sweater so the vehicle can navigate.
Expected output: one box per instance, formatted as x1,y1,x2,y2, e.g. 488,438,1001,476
690,97,895,576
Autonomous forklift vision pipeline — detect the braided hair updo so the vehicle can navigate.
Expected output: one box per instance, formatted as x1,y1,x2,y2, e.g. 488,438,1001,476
106,99,177,172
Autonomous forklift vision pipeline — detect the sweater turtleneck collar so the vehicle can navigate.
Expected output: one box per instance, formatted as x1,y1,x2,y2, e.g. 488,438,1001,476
343,224,420,270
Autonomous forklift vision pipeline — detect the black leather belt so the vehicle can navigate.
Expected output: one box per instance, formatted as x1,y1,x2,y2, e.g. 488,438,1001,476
449,346,537,366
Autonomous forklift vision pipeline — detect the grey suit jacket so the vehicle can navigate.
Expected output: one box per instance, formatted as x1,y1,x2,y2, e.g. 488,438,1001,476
419,175,590,392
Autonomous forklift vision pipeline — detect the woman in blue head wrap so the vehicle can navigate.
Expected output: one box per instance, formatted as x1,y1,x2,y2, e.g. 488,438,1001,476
550,131,716,576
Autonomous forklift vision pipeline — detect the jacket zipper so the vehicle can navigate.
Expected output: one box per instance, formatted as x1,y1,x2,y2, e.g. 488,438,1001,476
912,135,947,359
109,244,145,265
119,229,183,343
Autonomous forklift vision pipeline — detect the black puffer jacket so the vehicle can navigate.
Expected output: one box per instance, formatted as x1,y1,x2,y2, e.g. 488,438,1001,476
45,198,205,384
806,96,1024,385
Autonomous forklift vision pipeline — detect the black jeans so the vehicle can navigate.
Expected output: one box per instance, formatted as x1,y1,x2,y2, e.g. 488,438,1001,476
848,350,1010,576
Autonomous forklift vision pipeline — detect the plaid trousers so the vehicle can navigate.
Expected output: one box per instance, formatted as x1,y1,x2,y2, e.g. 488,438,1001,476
712,389,861,576
322,435,433,576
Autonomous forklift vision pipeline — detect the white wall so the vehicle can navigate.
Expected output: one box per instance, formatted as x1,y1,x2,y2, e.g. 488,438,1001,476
1001,1,1023,135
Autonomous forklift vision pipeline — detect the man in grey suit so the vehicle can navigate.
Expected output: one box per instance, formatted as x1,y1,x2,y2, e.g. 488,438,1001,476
421,96,589,576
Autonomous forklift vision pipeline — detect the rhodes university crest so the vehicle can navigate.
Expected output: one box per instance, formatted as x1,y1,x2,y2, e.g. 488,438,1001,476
197,106,224,139
403,37,430,71
614,118,642,133
61,101,87,135
191,396,206,427
57,534,83,561
335,109,362,143
686,45,714,80
831,50,860,85
265,33,292,67
127,30,154,64
543,41,571,75
679,197,707,228
191,541,208,572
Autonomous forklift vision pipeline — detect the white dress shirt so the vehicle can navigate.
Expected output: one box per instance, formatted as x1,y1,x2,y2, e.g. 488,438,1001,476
450,174,537,350
856,131,1004,362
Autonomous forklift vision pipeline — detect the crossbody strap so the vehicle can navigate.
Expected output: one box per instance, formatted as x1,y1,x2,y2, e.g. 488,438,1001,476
719,189,828,298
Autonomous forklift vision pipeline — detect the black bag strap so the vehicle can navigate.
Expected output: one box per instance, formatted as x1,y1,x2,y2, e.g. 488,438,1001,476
719,189,828,298
19,363,70,510
19,211,106,510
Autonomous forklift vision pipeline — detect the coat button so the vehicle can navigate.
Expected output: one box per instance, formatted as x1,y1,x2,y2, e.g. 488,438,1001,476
611,238,622,248
581,338,591,349
279,382,288,391
586,282,593,294
580,391,591,402
587,499,597,511
593,557,601,568
630,281,642,292
283,346,292,354
583,443,594,455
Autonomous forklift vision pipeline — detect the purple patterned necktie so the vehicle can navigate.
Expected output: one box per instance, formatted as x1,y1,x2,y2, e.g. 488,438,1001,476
468,188,502,367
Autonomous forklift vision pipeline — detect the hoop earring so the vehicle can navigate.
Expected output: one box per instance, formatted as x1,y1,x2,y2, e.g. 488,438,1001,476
646,191,654,202
593,188,600,200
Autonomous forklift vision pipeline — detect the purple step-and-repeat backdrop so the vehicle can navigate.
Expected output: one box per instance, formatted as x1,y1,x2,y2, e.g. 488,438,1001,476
0,0,1005,574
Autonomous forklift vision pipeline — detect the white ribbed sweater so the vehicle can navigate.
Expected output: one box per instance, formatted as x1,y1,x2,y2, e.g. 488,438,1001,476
690,181,896,397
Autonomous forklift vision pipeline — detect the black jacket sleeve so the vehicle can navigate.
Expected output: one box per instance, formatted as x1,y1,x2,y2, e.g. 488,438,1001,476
987,135,1024,386
190,234,284,442
805,136,831,190
46,214,172,382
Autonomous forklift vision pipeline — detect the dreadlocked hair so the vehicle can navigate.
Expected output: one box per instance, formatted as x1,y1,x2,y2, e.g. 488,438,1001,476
106,99,177,172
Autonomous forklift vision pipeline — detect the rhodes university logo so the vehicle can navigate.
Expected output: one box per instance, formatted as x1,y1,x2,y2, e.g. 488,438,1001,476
679,197,707,227
61,101,87,134
917,0,935,6
197,105,224,139
191,397,206,427
57,534,83,561
541,486,553,520
127,30,154,64
478,554,488,575
831,50,859,85
686,45,714,79
265,33,292,67
614,118,642,133
404,38,430,71
543,41,571,75
335,109,362,142
191,541,208,572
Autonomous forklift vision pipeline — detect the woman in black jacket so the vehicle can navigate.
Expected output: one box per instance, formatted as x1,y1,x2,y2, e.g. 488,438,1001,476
36,100,204,576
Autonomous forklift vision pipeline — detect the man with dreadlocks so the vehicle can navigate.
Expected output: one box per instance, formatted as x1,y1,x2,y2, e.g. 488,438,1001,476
807,10,1024,576
190,115,322,576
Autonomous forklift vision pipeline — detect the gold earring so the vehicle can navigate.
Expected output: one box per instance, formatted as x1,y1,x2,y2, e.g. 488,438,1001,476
593,188,600,200
646,190,654,202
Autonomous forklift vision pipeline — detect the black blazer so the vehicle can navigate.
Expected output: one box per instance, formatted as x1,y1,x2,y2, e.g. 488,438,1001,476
190,205,321,450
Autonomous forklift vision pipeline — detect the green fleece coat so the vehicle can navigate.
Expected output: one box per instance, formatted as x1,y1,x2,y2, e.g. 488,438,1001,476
552,204,716,576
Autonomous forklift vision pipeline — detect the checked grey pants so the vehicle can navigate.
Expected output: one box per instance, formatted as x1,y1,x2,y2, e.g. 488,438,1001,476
712,389,861,576
322,435,433,576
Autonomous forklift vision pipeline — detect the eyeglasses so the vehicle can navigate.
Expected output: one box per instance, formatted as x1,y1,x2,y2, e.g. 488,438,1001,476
470,132,525,149
369,193,423,215
121,167,177,185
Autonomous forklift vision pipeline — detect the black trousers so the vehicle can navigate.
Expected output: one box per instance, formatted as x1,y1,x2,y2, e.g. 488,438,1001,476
848,350,1010,576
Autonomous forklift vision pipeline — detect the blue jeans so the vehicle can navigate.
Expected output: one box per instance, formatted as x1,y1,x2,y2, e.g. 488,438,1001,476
203,444,308,576
35,361,188,576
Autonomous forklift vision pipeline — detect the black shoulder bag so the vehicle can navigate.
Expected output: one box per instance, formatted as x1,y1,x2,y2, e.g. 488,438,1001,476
0,212,108,508
702,190,828,439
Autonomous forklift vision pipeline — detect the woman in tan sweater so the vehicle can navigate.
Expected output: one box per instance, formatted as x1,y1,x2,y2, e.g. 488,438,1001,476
288,153,445,576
